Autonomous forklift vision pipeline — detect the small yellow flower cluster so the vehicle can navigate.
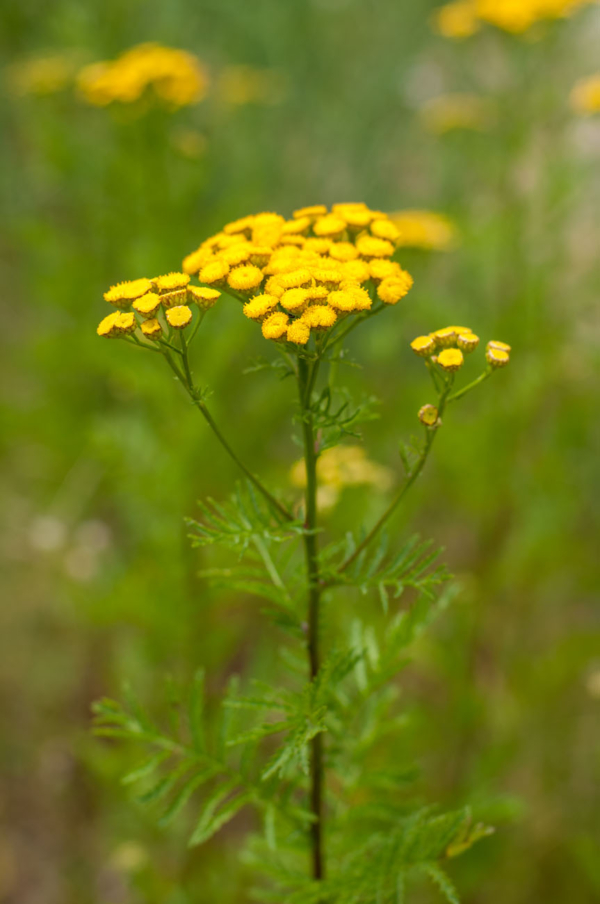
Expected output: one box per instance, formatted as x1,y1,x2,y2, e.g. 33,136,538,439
570,74,600,115
77,43,208,107
182,205,413,347
291,445,393,511
411,325,511,372
97,273,219,340
433,0,596,38
389,210,458,251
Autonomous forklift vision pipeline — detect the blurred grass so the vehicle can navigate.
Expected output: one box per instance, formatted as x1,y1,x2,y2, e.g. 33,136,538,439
1,1,600,901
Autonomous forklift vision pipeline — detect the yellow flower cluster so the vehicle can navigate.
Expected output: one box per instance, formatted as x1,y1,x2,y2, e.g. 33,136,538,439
181,205,413,347
411,325,511,371
570,74,600,115
389,210,458,251
291,445,393,511
77,43,208,107
433,0,596,37
97,273,219,340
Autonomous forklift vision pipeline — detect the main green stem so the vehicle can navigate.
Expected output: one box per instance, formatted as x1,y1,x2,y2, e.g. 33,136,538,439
298,356,325,882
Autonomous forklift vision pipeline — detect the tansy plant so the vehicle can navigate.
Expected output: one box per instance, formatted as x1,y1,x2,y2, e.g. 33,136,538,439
93,203,510,903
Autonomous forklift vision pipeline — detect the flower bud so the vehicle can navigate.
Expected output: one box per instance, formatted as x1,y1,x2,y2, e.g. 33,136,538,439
418,404,440,427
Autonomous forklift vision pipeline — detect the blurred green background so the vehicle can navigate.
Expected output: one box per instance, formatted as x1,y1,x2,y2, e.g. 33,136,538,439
1,0,599,901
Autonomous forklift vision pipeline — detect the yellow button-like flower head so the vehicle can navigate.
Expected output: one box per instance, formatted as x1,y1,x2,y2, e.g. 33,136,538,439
437,348,464,372
302,305,337,330
243,294,279,321
281,288,310,314
377,271,414,304
487,339,511,353
132,292,161,318
356,235,395,259
166,305,193,329
97,312,123,337
370,218,401,243
200,259,230,286
418,404,440,427
287,319,311,345
328,290,360,313
227,264,264,292
457,331,480,353
369,259,401,282
294,205,327,220
262,311,289,341
141,318,163,340
104,277,153,308
411,335,436,357
313,214,347,238
486,347,510,368
187,286,221,309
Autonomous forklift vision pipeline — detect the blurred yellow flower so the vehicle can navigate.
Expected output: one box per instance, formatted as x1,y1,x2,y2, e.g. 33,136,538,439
218,65,287,105
77,43,208,108
433,0,597,37
389,210,458,252
290,445,394,512
570,74,600,115
420,94,493,135
7,53,77,96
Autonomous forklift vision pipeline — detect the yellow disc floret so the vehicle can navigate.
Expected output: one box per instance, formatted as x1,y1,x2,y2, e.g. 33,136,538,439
200,259,230,285
154,272,191,293
377,272,414,304
104,277,153,308
227,264,264,292
411,335,436,357
166,305,193,329
302,305,337,330
141,318,163,340
243,294,279,321
187,286,221,309
457,331,479,353
437,348,464,372
132,292,161,318
262,311,289,341
486,346,510,367
286,319,311,345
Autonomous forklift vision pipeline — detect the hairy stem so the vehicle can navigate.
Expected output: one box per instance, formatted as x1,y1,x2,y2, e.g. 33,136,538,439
335,377,454,577
298,356,325,881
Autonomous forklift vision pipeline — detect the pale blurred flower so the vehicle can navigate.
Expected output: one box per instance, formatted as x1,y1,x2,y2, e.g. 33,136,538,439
110,840,148,873
585,668,600,699
570,73,600,115
218,65,287,106
420,93,494,134
291,445,393,512
6,53,77,96
389,210,458,251
29,515,67,552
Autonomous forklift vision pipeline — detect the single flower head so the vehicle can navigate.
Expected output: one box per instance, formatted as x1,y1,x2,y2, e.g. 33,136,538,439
437,348,464,372
418,404,440,427
104,278,153,308
166,305,193,329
